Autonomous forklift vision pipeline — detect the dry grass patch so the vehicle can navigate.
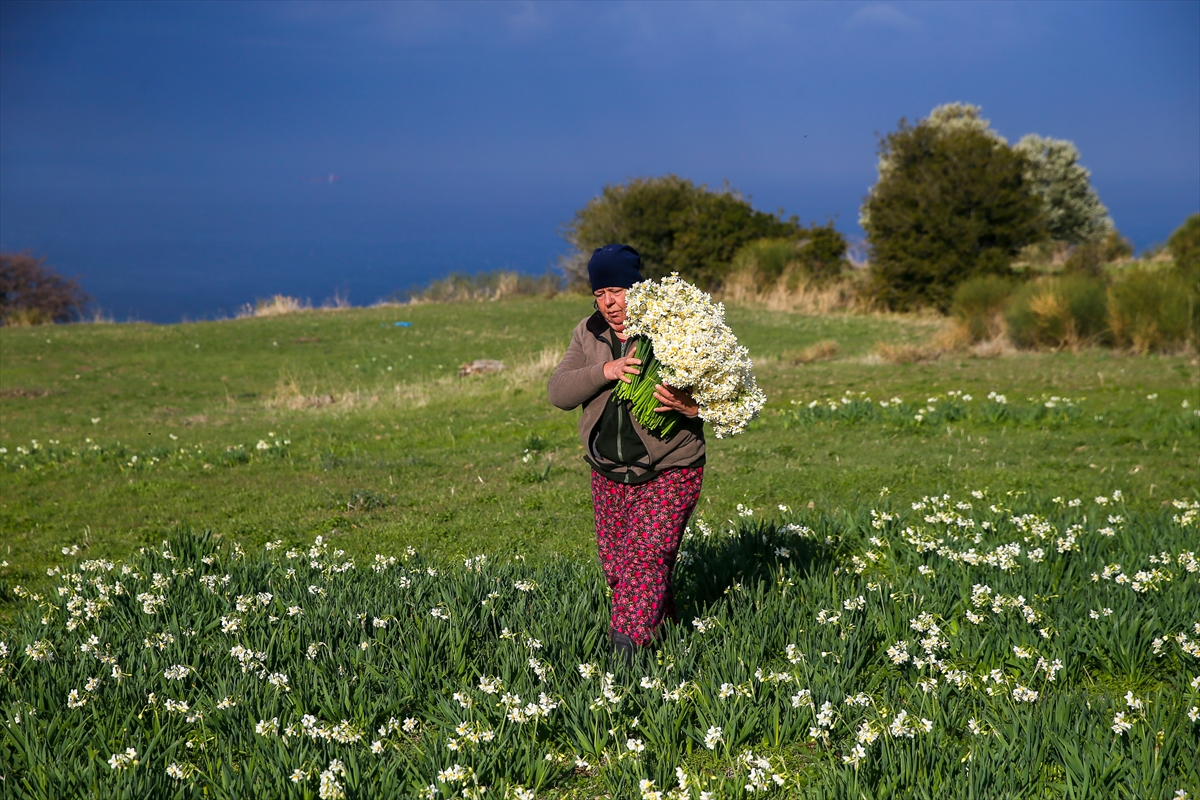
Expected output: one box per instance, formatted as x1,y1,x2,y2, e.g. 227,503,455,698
968,337,1016,359
503,347,564,390
239,295,309,318
0,387,51,398
265,375,342,410
719,270,872,315
1,308,57,326
320,291,351,310
785,340,840,364
872,341,944,364
402,270,562,304
262,347,565,415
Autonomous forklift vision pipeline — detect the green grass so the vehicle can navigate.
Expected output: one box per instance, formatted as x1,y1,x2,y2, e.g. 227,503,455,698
1,298,1199,798
0,296,1196,594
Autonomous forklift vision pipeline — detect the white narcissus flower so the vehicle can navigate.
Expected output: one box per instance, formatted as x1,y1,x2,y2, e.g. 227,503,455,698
107,747,138,770
319,758,347,800
1012,685,1039,703
704,725,723,749
163,664,191,680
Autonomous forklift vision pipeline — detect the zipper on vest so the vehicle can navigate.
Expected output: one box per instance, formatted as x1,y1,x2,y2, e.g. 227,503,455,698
615,336,627,464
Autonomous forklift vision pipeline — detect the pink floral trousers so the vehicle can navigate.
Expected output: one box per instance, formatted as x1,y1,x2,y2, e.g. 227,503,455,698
591,468,704,646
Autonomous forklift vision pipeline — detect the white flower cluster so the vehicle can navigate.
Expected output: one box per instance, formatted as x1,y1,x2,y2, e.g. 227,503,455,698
319,758,347,800
888,709,933,738
624,274,766,438
107,747,139,770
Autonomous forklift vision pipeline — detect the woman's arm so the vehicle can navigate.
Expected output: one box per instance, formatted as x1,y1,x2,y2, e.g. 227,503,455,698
547,327,611,410
548,324,644,410
549,321,648,407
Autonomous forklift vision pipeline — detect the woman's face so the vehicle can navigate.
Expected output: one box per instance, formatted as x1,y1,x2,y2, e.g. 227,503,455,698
594,286,628,334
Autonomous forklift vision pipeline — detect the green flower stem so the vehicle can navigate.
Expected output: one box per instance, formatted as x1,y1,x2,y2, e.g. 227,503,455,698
612,338,683,436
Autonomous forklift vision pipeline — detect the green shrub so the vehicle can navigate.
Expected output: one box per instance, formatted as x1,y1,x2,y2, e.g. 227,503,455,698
862,113,1044,312
731,225,848,289
1101,229,1135,262
731,238,798,289
1108,267,1198,353
793,222,847,284
1005,275,1109,349
950,275,1016,342
561,175,806,290
1167,213,1200,284
1063,229,1134,276
0,251,91,325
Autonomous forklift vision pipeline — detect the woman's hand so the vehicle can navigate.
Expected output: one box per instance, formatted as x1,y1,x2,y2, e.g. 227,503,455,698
654,384,699,418
604,356,642,383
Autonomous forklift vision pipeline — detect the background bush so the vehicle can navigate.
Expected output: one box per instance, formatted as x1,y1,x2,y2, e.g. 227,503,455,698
950,275,1016,342
862,113,1044,312
1062,229,1134,276
730,223,848,289
1013,133,1113,245
1005,275,1109,350
730,237,798,289
0,251,91,325
1108,267,1197,353
1168,212,1200,284
561,175,808,290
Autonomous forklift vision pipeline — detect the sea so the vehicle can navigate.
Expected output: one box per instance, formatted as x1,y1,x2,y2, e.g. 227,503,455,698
0,194,571,324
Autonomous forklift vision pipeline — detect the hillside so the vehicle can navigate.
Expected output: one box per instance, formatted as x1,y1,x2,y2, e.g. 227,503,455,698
2,298,1199,797
0,297,1196,591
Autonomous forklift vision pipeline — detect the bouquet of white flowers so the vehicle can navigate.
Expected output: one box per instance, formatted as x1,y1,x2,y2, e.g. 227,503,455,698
612,274,766,438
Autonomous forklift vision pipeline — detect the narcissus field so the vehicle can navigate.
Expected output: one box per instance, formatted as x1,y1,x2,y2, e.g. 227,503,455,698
1,298,1197,798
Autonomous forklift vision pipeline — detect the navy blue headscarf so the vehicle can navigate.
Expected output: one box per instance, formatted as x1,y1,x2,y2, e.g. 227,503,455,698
588,244,643,291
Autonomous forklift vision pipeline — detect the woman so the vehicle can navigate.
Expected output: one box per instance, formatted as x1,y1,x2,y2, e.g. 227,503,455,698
548,244,705,661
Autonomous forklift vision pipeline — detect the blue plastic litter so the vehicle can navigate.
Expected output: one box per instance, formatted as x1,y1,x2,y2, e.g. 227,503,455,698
394,321,412,327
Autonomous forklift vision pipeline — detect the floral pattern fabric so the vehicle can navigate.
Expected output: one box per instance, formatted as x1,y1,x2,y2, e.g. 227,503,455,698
591,467,703,646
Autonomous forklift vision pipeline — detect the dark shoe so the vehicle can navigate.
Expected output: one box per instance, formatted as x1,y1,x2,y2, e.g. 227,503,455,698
610,630,636,667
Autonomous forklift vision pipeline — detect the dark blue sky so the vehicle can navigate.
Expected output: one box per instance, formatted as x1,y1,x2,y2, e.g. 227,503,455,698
2,1,1197,322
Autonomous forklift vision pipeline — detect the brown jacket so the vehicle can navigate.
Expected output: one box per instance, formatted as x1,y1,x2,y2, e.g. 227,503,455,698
548,313,705,481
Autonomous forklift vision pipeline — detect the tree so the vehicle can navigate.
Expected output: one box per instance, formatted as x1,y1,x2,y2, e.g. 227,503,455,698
862,118,1044,311
1013,134,1112,245
0,251,91,325
560,175,804,290
860,103,1005,231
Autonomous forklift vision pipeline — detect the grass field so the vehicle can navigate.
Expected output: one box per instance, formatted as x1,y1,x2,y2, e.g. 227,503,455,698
1,298,1198,798
1,296,1196,588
